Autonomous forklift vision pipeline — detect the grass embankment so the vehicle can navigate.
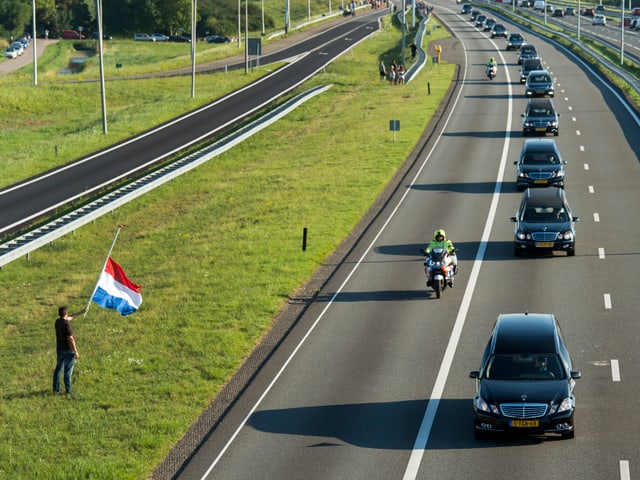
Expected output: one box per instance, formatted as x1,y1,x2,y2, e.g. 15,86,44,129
0,15,454,479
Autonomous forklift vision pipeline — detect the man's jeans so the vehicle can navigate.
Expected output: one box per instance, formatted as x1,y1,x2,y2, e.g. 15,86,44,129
53,350,76,393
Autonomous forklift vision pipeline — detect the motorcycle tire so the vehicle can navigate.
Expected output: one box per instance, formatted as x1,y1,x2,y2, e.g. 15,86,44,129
434,279,442,298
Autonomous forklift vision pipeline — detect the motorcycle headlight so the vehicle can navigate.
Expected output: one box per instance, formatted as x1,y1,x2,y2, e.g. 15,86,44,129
426,259,435,267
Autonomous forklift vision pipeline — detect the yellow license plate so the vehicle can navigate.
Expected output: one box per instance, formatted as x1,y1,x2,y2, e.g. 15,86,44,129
535,128,547,132
536,241,554,247
534,179,548,184
510,420,539,428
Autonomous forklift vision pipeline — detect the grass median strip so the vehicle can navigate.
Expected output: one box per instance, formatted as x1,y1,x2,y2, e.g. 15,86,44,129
0,16,454,479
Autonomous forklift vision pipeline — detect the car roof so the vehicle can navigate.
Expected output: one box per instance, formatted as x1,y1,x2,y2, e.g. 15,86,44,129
522,187,567,207
492,313,559,354
527,98,555,108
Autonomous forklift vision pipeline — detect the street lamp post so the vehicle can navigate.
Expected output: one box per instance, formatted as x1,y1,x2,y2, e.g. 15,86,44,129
95,0,107,134
191,0,197,97
32,0,37,86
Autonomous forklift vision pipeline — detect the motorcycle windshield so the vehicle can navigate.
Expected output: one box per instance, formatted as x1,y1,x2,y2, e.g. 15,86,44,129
429,248,447,261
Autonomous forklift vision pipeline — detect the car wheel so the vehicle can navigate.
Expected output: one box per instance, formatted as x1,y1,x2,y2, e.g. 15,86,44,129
554,130,559,136
514,247,523,257
567,248,575,257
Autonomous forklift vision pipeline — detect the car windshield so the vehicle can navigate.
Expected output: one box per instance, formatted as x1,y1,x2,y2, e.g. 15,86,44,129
527,107,553,117
486,354,564,380
521,152,557,164
523,206,569,222
530,74,551,83
522,46,536,54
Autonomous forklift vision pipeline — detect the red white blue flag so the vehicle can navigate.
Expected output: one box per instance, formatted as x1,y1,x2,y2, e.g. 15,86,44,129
92,257,142,316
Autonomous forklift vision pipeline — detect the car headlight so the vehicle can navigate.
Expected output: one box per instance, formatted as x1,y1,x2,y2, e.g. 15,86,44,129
516,231,528,240
524,121,533,127
556,397,574,413
517,171,529,179
562,231,574,240
476,397,499,414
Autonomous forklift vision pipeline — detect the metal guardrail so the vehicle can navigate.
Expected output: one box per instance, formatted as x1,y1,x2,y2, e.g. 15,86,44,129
0,84,332,268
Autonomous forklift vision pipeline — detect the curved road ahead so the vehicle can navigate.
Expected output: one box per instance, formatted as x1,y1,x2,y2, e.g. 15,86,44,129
0,11,386,237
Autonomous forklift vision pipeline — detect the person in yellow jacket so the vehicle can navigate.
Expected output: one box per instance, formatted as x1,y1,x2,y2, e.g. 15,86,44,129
425,229,458,274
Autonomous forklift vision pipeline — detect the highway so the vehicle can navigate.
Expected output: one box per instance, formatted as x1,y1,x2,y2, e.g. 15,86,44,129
173,2,640,479
0,13,385,237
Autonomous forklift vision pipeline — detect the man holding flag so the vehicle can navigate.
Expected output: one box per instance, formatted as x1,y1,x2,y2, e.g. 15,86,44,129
53,305,87,394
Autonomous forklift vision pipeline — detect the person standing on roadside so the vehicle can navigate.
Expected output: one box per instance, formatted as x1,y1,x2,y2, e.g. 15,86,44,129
53,306,86,394
379,60,386,81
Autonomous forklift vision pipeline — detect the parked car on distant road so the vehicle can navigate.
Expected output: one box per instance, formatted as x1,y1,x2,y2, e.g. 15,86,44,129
9,42,24,56
4,47,18,59
592,14,606,25
564,6,576,15
169,35,191,42
150,33,170,42
134,33,155,41
552,8,564,16
206,35,232,43
62,30,85,39
582,7,595,16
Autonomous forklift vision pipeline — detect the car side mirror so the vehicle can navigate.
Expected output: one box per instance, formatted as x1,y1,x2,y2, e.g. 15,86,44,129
513,160,518,165
571,370,582,379
469,371,480,379
510,216,517,222
521,114,525,117
572,216,580,222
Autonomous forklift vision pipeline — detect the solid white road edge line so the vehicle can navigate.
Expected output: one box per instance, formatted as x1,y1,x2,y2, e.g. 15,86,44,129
401,35,514,480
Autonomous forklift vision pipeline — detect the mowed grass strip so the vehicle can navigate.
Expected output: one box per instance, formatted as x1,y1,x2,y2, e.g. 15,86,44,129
0,17,454,479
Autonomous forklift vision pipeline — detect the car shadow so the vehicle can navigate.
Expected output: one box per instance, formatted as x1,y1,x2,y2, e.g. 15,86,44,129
248,398,557,450
409,180,523,194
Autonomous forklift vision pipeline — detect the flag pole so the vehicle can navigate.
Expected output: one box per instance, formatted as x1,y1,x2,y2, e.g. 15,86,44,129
85,225,124,316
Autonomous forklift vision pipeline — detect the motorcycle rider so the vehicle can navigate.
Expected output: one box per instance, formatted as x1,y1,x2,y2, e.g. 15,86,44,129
425,229,458,279
486,57,497,76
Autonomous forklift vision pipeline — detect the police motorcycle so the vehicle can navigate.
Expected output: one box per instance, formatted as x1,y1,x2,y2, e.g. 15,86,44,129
486,64,497,80
420,247,457,299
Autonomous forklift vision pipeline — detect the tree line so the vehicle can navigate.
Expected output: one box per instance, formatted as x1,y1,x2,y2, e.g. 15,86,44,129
0,0,281,40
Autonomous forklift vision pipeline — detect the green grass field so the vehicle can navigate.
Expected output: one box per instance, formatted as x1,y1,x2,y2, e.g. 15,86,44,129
0,15,455,479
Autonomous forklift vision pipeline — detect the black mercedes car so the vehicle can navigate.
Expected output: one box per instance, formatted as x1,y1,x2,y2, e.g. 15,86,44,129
511,187,579,256
518,44,540,64
506,32,525,50
521,98,560,137
525,69,554,97
491,24,508,38
469,313,582,439
514,138,565,189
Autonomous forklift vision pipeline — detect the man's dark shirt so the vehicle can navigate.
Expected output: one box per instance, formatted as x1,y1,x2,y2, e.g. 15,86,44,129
55,317,74,352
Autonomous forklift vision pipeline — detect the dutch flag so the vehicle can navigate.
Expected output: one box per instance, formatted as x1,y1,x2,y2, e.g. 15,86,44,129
92,257,142,316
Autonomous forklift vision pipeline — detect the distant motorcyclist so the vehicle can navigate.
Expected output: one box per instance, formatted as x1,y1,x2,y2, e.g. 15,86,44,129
425,229,458,274
485,57,497,79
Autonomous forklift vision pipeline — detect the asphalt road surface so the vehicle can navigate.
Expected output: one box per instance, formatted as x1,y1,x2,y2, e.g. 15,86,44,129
172,2,640,480
0,12,386,236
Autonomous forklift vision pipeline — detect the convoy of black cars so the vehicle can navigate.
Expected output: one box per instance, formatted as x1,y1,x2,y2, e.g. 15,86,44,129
460,2,583,441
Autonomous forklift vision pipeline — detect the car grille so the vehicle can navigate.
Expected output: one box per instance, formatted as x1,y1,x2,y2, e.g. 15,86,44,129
500,403,548,418
531,232,559,241
530,121,550,129
528,171,553,179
